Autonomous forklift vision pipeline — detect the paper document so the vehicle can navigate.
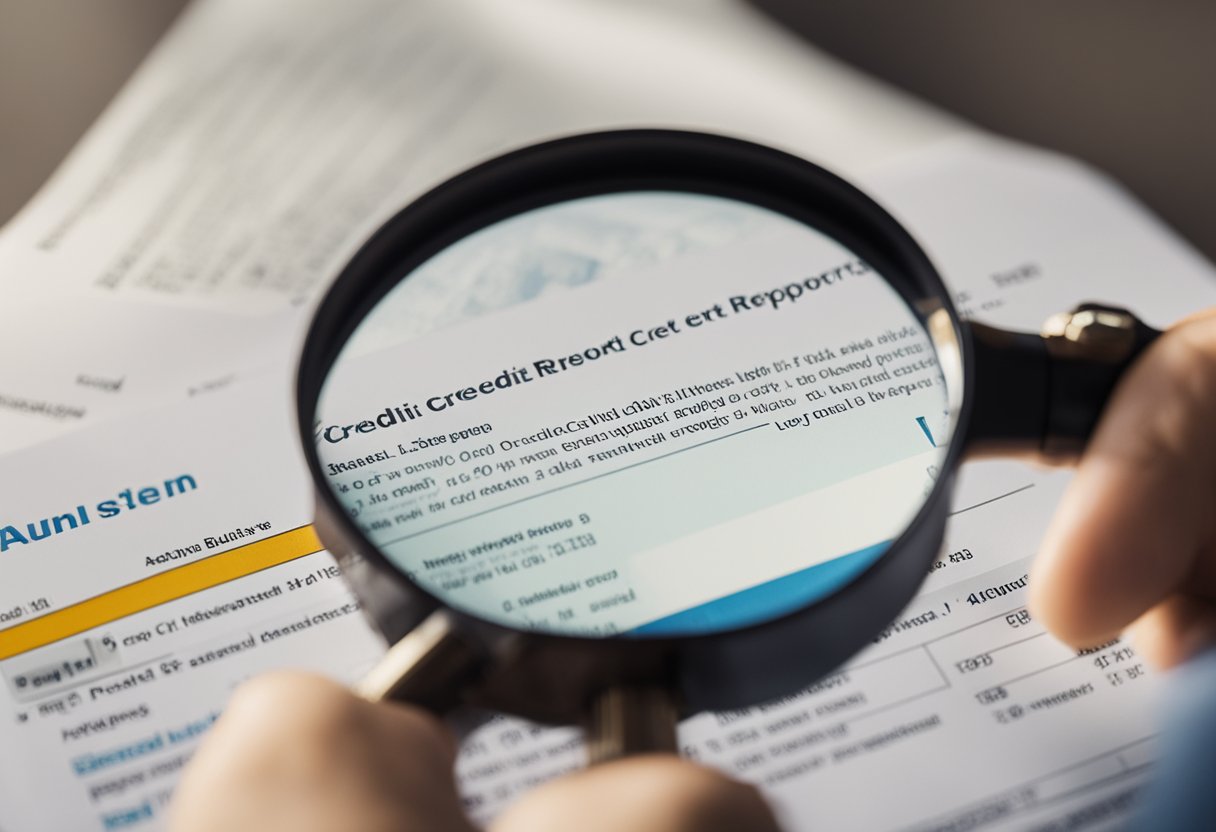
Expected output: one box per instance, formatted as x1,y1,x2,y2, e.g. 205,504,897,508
0,0,959,454
3,134,1215,831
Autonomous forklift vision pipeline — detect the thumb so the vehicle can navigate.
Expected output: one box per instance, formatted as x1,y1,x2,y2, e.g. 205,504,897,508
1029,310,1216,654
490,755,781,832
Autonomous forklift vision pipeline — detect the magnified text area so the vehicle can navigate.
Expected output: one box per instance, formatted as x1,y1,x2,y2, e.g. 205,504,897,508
316,193,953,637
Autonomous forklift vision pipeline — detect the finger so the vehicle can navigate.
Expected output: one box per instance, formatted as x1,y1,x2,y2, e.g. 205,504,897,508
170,671,474,832
1125,594,1216,669
490,755,780,832
1029,311,1216,647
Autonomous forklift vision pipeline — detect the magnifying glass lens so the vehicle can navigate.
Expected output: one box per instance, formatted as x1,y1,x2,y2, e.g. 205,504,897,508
315,192,952,638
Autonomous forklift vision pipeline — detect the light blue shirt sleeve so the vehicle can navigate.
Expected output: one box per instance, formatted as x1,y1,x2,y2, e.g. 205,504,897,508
1130,648,1216,829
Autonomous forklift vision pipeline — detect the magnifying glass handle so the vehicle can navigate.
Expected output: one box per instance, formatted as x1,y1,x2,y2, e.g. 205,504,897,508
586,685,680,764
967,303,1162,460
355,611,679,763
354,609,483,709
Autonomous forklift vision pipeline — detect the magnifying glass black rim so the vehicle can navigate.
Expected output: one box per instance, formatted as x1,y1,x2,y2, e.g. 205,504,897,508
297,129,974,714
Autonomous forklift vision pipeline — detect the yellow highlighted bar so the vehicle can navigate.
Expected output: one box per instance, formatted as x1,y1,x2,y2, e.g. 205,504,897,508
0,525,322,662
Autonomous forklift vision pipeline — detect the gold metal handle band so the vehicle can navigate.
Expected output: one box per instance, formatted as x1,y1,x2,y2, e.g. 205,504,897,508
586,685,680,764
354,609,471,705
1040,305,1140,362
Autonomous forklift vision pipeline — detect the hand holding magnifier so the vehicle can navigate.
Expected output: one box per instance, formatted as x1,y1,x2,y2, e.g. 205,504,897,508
295,131,1159,762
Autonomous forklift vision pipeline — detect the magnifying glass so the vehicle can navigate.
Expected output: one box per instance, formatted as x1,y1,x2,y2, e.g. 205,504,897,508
296,130,1158,762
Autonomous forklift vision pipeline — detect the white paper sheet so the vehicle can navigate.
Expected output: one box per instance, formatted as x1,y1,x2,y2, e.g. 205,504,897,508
0,0,961,454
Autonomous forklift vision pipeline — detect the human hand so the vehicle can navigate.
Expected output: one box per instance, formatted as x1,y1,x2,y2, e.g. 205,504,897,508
1030,309,1216,667
169,671,779,832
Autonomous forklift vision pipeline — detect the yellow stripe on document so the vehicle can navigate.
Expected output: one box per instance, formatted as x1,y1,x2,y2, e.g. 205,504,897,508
0,525,322,661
